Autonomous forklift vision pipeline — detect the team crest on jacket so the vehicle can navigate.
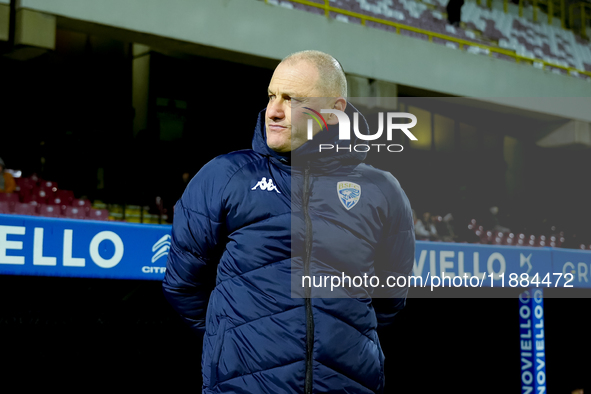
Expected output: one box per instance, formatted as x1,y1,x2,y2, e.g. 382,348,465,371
337,181,361,210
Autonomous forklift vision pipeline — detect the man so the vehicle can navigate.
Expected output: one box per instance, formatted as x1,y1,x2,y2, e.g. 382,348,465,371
446,0,464,27
0,157,16,194
163,50,415,393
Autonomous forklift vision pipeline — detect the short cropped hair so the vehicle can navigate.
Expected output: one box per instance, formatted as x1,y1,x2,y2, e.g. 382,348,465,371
280,50,347,98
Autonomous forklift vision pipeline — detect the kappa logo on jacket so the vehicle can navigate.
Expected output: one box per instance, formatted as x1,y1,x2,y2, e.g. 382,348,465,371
251,177,281,194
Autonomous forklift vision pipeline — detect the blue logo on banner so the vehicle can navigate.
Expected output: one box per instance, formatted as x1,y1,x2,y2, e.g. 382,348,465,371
519,289,546,394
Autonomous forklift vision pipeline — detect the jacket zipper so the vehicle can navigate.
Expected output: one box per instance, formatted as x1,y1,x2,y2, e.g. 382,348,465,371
303,163,314,394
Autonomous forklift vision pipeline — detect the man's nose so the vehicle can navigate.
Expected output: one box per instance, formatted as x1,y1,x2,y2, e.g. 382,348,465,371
267,98,285,120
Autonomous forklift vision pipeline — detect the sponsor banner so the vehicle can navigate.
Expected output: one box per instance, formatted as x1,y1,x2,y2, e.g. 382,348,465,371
0,214,172,280
413,242,552,287
550,248,591,289
1,214,589,286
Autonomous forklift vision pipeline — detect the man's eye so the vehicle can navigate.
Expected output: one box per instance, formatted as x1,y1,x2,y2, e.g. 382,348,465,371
268,94,276,100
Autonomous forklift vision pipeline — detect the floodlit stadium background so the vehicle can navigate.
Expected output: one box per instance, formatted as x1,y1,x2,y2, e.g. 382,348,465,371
1,0,591,392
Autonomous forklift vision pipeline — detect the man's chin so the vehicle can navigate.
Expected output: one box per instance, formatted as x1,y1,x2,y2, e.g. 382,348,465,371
266,135,290,153
267,143,291,153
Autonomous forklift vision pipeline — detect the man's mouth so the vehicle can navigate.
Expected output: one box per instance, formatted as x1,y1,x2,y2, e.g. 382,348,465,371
267,124,288,132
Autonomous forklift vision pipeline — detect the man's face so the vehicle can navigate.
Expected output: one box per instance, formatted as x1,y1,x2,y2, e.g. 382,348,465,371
265,61,328,153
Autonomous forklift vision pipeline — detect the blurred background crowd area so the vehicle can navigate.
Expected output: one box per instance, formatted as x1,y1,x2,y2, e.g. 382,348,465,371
1,0,590,248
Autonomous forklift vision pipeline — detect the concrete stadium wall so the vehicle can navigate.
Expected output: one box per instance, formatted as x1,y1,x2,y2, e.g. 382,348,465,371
18,0,591,121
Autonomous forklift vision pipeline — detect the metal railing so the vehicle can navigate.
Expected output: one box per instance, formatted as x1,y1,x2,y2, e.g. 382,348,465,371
569,2,591,39
475,0,566,28
265,0,591,78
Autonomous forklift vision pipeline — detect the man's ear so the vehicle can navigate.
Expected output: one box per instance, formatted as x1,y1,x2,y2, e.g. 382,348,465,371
326,97,347,126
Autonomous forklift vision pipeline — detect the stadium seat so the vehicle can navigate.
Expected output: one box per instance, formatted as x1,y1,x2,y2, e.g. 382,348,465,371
21,193,40,204
493,231,505,245
527,235,536,247
30,188,49,204
480,230,493,244
47,196,68,214
38,204,62,218
13,202,37,216
0,192,19,211
15,177,36,191
29,174,42,184
536,235,547,247
503,233,515,245
270,0,591,79
15,181,33,198
72,198,92,213
64,206,87,220
40,180,58,193
88,208,110,221
56,189,75,205
0,201,11,214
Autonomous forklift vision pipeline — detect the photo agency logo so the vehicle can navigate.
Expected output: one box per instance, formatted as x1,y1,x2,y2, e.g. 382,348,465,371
304,107,418,153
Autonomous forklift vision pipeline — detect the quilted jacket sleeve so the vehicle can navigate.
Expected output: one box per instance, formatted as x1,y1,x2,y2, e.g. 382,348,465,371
162,156,230,335
372,173,415,329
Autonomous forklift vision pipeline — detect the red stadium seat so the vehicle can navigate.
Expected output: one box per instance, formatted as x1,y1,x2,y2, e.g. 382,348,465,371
88,208,110,221
0,201,11,214
21,193,41,204
13,202,37,216
29,173,42,184
480,230,493,244
72,198,92,213
15,177,36,192
64,206,87,220
47,196,68,214
56,189,75,205
38,204,62,218
30,188,49,204
536,235,547,247
40,180,58,193
0,193,19,211
503,233,515,245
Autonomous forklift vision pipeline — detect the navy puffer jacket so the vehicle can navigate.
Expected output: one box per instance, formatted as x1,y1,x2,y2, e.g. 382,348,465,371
163,106,415,394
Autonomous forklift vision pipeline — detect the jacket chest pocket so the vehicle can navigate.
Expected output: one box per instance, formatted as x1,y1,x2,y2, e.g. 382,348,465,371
209,318,228,387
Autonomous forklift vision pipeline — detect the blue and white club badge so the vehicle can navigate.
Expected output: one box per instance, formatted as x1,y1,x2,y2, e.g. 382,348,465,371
337,181,361,210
